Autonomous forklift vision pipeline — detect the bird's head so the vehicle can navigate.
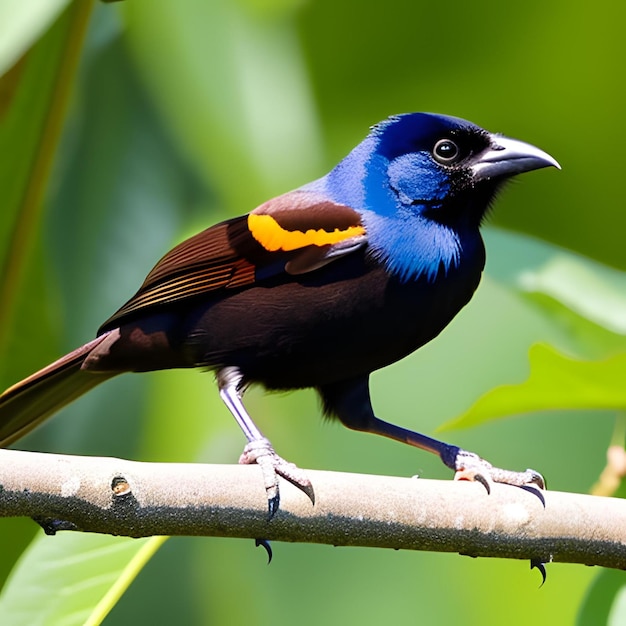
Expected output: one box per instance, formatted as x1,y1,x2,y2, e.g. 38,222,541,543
327,112,559,227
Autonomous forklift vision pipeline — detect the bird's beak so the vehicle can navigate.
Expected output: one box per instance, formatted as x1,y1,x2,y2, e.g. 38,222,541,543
471,135,561,181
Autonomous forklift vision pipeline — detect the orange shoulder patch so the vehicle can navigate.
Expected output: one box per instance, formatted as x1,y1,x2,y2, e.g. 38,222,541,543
248,213,366,252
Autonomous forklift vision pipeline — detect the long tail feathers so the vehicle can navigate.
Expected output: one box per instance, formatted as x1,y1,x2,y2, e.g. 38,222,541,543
0,334,117,446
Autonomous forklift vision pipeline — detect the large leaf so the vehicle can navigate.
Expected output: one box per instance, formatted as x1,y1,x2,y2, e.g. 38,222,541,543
441,344,626,431
0,532,165,626
519,255,626,336
485,228,626,342
0,1,93,378
0,0,70,76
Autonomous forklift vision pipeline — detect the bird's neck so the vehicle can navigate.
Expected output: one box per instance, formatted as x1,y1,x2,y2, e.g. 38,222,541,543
362,210,485,284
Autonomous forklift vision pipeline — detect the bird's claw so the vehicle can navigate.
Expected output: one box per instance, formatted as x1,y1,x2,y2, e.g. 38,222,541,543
239,439,315,518
530,557,549,587
453,449,545,493
255,538,273,563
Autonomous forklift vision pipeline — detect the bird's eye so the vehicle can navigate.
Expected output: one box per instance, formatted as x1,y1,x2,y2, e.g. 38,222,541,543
432,138,460,165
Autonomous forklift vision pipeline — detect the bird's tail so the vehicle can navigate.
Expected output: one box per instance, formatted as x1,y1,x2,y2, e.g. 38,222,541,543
0,333,117,446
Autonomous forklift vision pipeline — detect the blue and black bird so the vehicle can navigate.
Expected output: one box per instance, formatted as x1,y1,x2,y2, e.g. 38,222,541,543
0,113,559,515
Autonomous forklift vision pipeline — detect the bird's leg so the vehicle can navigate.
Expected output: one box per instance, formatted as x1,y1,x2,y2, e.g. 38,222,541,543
217,367,314,517
323,377,544,492
364,416,545,492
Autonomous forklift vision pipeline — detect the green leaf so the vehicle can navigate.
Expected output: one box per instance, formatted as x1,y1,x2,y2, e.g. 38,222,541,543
484,228,626,355
518,253,626,336
0,0,71,76
441,344,626,431
0,1,93,376
0,532,166,626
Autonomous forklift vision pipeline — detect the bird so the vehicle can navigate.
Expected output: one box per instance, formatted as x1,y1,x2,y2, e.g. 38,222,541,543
0,113,559,517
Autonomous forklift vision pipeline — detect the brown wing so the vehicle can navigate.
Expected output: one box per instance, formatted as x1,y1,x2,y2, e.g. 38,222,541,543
100,216,258,329
100,191,366,331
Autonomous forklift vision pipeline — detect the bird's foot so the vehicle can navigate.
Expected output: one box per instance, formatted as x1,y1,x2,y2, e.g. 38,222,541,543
239,438,315,518
452,448,545,494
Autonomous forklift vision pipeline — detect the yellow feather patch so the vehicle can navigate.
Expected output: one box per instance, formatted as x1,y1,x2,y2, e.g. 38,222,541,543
248,213,365,252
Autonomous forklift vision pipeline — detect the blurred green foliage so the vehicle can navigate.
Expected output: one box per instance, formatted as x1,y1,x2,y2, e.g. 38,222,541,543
0,0,625,624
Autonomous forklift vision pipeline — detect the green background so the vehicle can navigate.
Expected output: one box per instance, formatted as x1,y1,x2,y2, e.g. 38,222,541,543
0,0,625,623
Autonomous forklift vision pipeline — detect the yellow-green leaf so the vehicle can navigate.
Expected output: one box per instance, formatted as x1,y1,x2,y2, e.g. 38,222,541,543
0,0,71,76
0,532,166,626
441,344,626,431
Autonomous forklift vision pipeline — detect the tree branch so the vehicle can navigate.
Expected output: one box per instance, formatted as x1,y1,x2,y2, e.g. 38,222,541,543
0,448,624,569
